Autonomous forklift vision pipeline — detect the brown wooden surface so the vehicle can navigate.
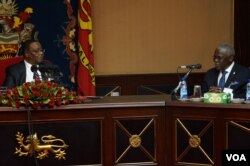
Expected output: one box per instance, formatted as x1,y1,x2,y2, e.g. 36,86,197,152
0,95,250,165
166,99,250,166
234,0,250,67
96,73,205,95
0,95,167,166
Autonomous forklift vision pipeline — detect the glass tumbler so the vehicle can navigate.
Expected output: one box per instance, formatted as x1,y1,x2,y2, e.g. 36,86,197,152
193,85,201,98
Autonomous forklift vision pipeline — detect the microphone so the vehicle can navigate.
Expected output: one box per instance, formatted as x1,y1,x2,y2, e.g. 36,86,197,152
179,64,202,69
171,63,201,100
38,64,46,73
31,65,40,80
53,65,63,77
38,63,63,83
31,65,38,72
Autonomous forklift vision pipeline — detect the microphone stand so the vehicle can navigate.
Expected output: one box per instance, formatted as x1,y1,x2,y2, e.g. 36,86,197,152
171,68,193,100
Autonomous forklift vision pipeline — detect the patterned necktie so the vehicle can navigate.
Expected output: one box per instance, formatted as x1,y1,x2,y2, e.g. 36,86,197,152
33,71,39,80
32,65,40,80
218,70,227,88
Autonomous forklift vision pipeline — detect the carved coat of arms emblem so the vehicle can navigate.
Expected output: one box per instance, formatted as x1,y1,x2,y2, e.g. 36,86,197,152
0,0,37,59
15,132,69,160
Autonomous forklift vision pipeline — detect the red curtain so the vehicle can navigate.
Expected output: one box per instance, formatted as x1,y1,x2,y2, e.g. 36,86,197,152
77,0,95,96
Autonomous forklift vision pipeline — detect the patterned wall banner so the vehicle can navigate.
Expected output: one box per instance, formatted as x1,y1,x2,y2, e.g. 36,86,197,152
77,0,95,96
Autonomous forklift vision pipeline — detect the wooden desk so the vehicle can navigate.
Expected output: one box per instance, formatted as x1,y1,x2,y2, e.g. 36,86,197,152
0,95,249,166
0,95,167,166
166,100,250,166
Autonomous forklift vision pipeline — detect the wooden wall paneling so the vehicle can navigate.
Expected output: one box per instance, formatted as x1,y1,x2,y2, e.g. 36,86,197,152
234,0,250,67
92,0,233,74
227,121,250,149
96,73,205,95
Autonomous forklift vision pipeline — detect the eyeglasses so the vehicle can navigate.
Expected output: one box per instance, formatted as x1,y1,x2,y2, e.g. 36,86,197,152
30,49,45,54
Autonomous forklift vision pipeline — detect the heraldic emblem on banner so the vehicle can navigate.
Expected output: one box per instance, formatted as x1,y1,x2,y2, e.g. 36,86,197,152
0,0,37,59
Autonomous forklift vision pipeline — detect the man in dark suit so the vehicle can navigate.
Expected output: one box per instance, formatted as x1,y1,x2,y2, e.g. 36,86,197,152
3,39,62,88
203,43,250,99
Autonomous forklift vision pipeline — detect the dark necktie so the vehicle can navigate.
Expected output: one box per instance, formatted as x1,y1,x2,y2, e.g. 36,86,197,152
31,65,40,80
218,70,227,88
33,70,40,80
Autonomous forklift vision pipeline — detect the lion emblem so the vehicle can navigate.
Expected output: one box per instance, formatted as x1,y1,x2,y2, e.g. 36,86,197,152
15,132,69,160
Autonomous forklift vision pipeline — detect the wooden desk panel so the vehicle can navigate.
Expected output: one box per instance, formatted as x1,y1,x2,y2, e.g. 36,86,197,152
0,95,166,166
166,100,250,166
0,95,250,166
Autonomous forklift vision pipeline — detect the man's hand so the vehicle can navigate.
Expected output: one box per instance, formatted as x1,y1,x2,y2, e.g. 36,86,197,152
209,86,222,93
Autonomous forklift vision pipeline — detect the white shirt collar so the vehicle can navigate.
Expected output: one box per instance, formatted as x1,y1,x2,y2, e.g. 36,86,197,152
224,61,234,74
218,61,235,86
24,60,32,69
24,60,41,82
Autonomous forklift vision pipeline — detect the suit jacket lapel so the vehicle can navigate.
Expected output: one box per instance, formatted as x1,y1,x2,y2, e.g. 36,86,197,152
19,62,26,85
214,70,220,87
225,65,237,88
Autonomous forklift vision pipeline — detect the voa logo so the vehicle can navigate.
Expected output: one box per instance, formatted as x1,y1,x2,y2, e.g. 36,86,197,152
226,154,246,162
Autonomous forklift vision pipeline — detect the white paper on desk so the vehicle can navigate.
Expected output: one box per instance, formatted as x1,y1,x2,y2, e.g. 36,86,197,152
223,87,233,99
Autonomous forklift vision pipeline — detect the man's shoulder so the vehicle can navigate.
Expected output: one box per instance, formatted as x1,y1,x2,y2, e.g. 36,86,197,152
206,67,218,74
233,63,250,73
204,68,219,81
6,61,25,71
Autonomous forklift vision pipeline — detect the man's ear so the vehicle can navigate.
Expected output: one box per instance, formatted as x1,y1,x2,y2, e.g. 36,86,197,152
24,52,30,58
229,55,234,62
